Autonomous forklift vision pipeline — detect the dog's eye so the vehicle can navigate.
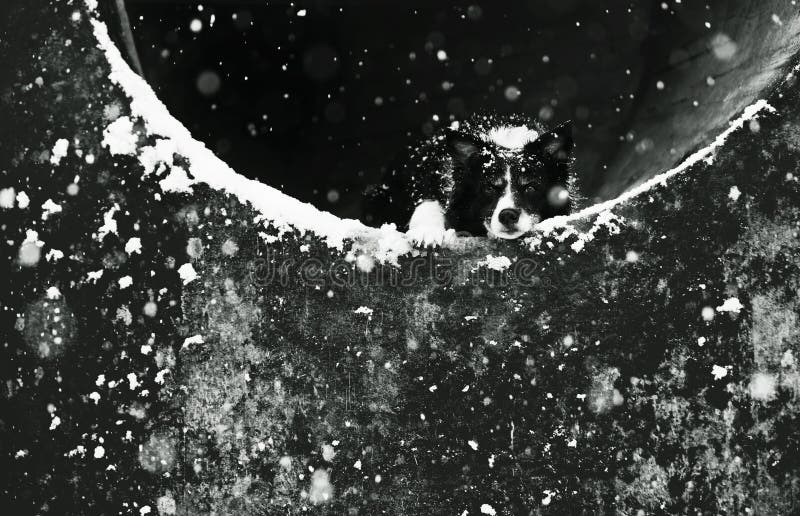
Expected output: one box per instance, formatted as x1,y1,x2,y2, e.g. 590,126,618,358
519,179,537,190
489,177,506,190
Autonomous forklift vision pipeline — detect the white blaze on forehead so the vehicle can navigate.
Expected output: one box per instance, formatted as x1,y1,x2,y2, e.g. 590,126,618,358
487,166,536,239
483,125,539,150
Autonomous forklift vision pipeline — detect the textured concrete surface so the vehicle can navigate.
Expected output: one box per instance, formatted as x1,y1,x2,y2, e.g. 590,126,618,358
2,1,800,514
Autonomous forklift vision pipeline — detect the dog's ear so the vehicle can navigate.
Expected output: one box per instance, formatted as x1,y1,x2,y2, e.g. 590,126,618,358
445,129,485,163
526,120,573,164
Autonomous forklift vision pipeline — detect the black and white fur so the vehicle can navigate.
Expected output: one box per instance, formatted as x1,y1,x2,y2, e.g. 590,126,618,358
371,114,577,246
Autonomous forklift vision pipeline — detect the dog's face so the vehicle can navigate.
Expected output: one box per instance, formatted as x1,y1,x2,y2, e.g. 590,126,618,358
445,122,574,239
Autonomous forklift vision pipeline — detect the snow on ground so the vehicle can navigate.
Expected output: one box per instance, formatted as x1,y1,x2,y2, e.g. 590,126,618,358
177,263,198,285
717,297,745,314
479,255,513,271
50,138,69,165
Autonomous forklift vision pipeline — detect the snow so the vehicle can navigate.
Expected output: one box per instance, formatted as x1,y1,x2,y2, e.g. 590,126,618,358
87,269,104,282
354,306,374,315
46,249,64,262
711,365,729,380
66,445,86,458
483,126,539,149
557,209,623,253
45,286,61,299
24,229,44,246
102,116,138,156
154,369,169,384
716,297,744,314
127,372,140,390
178,263,198,284
50,138,69,165
480,255,512,271
41,199,63,220
16,191,30,209
728,185,742,201
96,204,120,240
124,237,142,255
182,334,205,349
19,235,43,267
138,139,177,175
356,254,375,274
0,187,15,208
118,276,133,289
504,85,521,102
159,167,194,193
480,503,497,515
468,440,479,450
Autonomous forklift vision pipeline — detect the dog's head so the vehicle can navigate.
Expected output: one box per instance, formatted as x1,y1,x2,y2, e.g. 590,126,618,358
445,121,574,239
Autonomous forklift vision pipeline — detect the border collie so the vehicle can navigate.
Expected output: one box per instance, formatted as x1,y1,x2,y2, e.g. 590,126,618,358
368,114,578,246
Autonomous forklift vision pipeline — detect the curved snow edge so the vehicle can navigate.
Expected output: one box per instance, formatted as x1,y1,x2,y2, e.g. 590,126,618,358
86,5,775,261
535,99,776,235
88,14,412,263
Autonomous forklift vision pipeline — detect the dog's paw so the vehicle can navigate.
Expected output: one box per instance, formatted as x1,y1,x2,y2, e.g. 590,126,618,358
407,224,457,248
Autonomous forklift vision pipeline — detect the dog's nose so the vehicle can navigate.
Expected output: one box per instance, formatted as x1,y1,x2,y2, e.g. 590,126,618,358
498,208,521,227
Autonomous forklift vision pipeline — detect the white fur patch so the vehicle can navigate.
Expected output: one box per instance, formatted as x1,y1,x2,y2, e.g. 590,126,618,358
483,126,539,150
408,200,456,247
487,167,536,239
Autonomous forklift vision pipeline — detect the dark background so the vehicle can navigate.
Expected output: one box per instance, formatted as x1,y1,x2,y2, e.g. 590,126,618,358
126,0,697,222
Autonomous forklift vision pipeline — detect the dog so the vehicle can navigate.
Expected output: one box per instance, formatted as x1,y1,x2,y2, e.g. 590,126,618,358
367,114,577,246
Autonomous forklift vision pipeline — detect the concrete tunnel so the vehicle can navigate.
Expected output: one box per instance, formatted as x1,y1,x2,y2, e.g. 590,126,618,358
114,0,800,212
